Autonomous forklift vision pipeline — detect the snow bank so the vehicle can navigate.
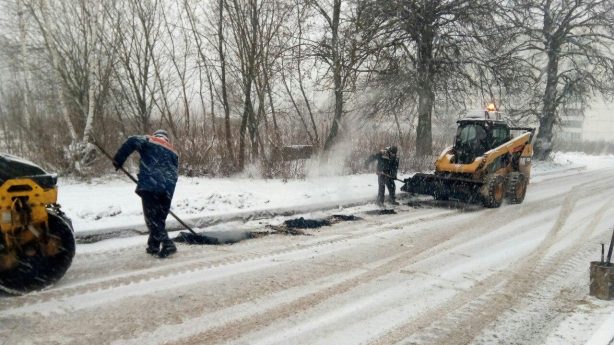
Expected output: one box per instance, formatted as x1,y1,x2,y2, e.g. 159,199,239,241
59,174,377,234
551,152,614,171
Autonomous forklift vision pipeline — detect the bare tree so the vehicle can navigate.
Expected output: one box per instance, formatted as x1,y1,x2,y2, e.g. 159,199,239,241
280,0,319,147
16,0,31,128
217,0,237,169
305,0,384,152
366,0,497,156
506,0,614,159
309,0,343,151
224,0,291,169
26,0,117,173
111,0,162,134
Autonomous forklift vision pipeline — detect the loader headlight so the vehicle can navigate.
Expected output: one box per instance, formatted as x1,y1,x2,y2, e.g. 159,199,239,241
1,211,11,224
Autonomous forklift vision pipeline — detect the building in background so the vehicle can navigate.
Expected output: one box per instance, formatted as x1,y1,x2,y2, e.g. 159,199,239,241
559,106,584,143
555,99,614,144
582,99,614,142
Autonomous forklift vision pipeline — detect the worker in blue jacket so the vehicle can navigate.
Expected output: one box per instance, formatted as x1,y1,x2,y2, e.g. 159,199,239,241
113,129,179,258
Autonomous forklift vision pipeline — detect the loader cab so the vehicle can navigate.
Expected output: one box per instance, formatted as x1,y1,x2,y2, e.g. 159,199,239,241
453,119,510,164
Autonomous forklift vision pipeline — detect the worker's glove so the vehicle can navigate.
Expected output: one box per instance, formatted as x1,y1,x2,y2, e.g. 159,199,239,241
112,160,121,171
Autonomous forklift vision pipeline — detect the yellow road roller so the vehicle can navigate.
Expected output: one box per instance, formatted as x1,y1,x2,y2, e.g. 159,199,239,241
0,154,75,292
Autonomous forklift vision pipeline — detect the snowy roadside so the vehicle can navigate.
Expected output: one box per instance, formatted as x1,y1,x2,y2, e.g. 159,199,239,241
58,152,614,238
60,174,377,237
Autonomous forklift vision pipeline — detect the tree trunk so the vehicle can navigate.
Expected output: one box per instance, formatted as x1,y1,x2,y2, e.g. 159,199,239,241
238,88,249,170
534,50,560,160
264,67,281,145
219,0,236,169
17,0,31,129
246,0,259,163
323,0,342,151
416,84,434,156
245,83,258,163
415,18,435,157
296,4,318,146
76,0,103,172
323,77,343,151
38,0,78,143
82,0,101,147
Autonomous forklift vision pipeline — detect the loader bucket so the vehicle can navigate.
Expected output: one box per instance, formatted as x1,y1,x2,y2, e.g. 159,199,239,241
401,173,483,201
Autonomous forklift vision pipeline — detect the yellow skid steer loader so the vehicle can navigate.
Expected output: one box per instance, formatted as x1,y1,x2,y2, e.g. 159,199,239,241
402,108,534,208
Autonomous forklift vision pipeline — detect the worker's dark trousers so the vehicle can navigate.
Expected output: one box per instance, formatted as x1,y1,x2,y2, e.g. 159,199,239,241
378,174,396,203
139,191,174,250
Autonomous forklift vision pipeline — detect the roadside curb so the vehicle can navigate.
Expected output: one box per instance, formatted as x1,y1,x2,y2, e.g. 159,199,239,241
74,197,378,243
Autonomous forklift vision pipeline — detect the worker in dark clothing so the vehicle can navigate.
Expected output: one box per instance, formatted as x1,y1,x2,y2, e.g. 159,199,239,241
113,129,179,258
365,146,399,206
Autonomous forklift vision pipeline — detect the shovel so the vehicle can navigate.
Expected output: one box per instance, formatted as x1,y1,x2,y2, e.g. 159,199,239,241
379,172,406,183
91,140,216,245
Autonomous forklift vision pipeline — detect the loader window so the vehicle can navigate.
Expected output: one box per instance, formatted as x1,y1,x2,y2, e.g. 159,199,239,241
456,124,487,150
455,123,488,163
491,126,510,148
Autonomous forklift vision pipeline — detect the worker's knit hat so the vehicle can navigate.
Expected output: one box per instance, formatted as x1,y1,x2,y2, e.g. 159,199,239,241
153,129,169,140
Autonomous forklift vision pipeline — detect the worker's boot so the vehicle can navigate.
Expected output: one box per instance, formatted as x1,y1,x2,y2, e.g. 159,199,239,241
146,237,160,256
388,199,400,206
158,241,177,258
146,247,159,255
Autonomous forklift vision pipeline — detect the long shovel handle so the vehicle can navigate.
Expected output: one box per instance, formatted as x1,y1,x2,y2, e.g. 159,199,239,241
91,140,198,235
91,140,138,182
167,210,197,235
607,227,614,265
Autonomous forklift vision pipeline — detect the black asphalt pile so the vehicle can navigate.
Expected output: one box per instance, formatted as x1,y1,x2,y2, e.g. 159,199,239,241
175,230,254,245
179,214,364,244
283,214,364,229
284,217,331,229
378,209,397,215
365,209,397,215
406,201,427,208
331,214,362,222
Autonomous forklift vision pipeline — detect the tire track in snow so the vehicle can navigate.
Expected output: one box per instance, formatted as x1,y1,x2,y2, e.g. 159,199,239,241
468,200,614,345
372,190,613,345
161,176,613,345
0,209,457,314
437,193,614,345
228,181,612,345
164,205,559,344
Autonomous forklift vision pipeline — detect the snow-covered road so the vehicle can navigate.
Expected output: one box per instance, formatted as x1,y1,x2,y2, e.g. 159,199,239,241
1,155,614,345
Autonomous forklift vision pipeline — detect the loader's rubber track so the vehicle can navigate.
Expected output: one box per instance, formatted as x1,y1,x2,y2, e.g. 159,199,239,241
0,212,75,293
